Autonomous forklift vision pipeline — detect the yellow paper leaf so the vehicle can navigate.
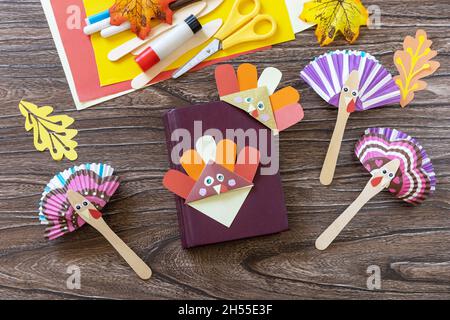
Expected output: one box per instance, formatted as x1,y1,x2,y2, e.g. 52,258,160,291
19,101,78,161
300,0,368,46
394,29,440,107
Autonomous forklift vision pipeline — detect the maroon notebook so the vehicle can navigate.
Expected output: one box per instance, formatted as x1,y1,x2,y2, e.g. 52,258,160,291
163,101,289,248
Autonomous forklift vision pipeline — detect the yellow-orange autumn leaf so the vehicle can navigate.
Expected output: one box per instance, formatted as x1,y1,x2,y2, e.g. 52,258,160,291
300,0,368,46
110,0,175,39
394,29,440,107
19,100,78,161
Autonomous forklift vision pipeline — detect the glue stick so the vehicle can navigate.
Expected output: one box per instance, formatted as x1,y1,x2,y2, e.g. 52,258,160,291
135,15,202,72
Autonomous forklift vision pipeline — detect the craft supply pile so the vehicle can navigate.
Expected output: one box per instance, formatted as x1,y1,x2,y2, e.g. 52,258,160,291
25,0,440,280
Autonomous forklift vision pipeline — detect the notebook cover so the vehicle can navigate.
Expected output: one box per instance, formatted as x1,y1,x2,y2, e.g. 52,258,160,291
163,101,289,248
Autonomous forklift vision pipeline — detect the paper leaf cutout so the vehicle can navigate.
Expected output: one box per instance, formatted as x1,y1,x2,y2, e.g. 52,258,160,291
19,100,78,161
109,0,175,40
300,0,368,46
394,29,440,107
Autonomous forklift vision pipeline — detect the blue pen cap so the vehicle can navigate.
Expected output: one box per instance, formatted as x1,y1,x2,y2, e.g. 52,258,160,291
88,9,110,24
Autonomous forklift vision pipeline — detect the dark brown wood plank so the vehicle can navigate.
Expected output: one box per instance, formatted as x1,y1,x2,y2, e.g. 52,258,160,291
0,0,449,299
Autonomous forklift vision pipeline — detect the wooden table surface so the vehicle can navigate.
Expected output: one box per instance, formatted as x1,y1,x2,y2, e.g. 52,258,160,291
1,0,449,300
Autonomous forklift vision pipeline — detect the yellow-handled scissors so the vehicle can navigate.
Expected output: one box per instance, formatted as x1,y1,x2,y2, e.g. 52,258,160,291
173,0,277,78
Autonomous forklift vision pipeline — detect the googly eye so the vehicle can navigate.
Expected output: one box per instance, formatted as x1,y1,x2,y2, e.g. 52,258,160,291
245,97,253,103
389,173,394,178
204,176,214,186
382,169,387,174
352,90,358,97
343,87,349,92
257,101,265,110
216,173,224,182
75,204,82,210
82,201,89,206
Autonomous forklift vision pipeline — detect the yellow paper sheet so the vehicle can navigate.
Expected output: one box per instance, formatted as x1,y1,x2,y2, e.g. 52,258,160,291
83,0,295,86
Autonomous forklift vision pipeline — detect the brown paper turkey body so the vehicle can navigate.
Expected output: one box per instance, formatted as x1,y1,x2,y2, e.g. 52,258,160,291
163,135,260,227
185,162,253,203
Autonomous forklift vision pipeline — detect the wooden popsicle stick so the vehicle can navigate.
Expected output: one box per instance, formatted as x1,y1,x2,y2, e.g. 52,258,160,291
132,43,153,56
93,217,152,280
101,22,131,38
315,159,401,250
66,190,152,280
315,181,381,250
320,70,360,186
320,108,350,186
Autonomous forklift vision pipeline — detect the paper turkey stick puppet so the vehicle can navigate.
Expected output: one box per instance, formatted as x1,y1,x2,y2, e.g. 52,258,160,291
315,128,436,250
163,135,260,228
39,163,152,280
215,63,304,135
301,31,439,186
301,50,402,185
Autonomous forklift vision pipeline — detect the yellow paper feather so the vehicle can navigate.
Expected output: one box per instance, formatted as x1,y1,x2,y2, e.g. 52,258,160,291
394,29,440,108
19,100,78,161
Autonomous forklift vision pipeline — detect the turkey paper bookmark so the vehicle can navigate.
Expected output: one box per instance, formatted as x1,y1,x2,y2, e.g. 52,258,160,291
301,30,439,185
163,135,260,228
39,163,152,280
315,128,436,250
215,63,304,135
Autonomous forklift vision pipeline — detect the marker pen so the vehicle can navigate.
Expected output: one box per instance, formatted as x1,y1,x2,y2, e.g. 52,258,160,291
135,15,202,72
86,9,110,25
84,10,111,35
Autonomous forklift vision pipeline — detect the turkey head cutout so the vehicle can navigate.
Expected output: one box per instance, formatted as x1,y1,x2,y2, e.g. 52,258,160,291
163,136,260,228
215,64,304,135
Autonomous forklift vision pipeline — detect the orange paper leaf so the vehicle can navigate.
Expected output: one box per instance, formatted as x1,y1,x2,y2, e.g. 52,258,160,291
394,29,440,107
109,0,175,39
300,0,368,46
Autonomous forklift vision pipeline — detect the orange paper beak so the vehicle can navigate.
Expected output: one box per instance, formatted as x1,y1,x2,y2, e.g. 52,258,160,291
251,109,259,118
